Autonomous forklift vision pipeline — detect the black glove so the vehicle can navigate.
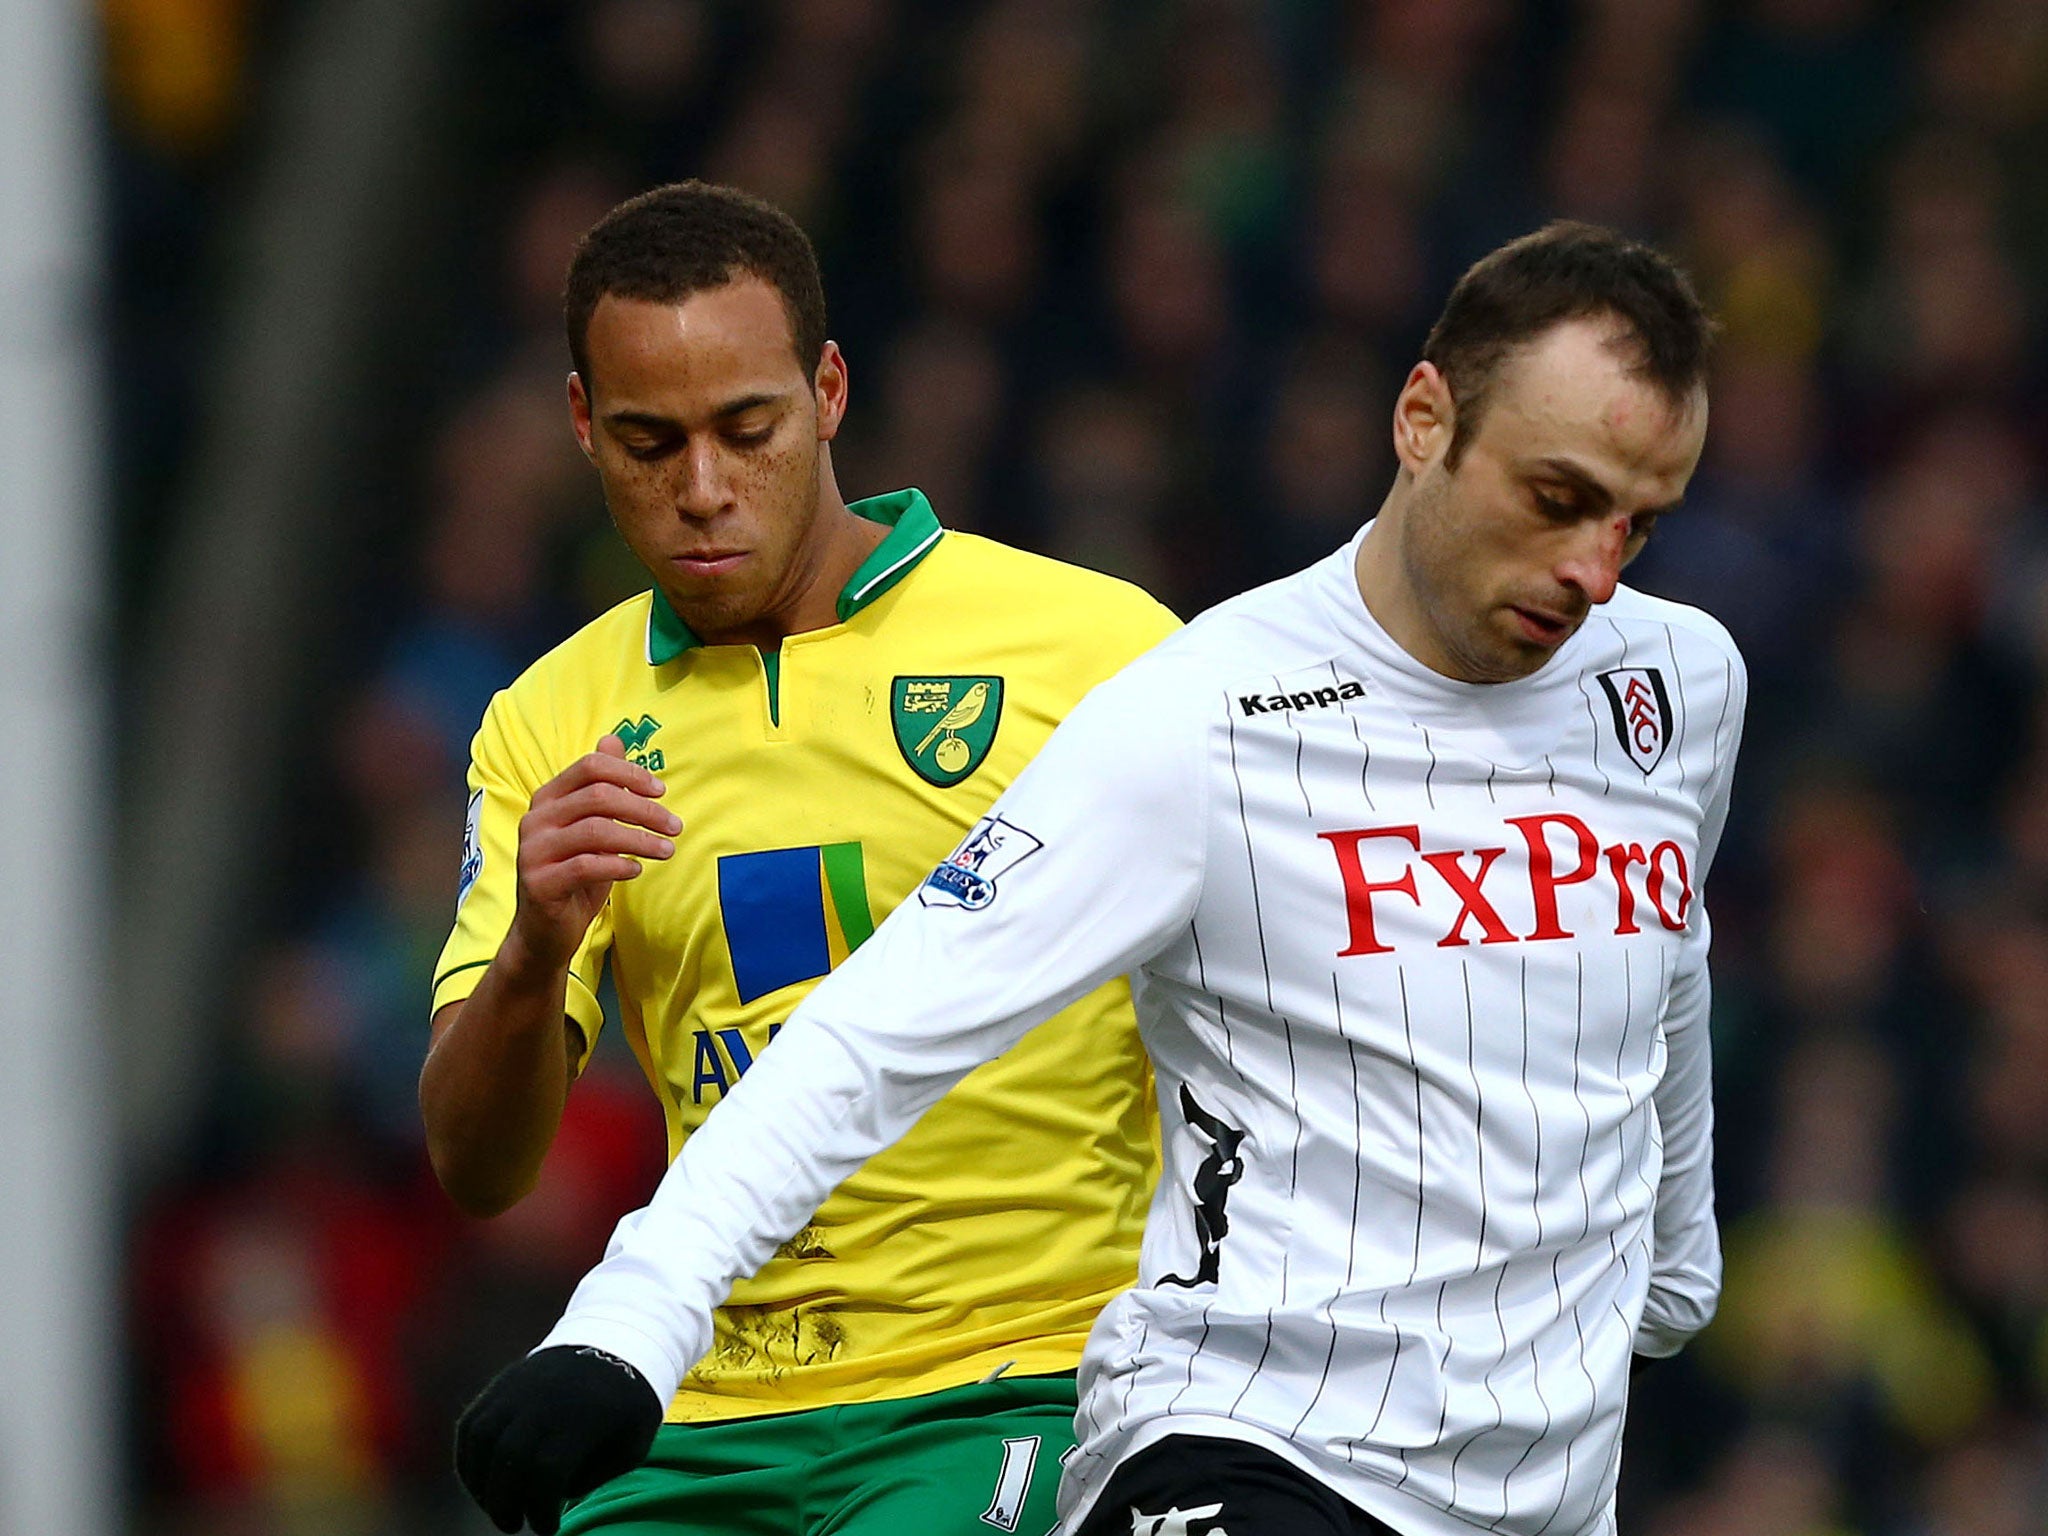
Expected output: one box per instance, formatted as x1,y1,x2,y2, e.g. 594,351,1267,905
455,1345,665,1535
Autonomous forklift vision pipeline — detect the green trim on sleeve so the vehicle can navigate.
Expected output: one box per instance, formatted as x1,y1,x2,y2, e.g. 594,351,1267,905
432,957,494,991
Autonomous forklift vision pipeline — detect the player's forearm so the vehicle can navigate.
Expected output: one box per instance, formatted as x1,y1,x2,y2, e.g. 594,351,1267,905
421,932,578,1217
541,665,1210,1400
1637,1082,1720,1356
1636,939,1721,1355
540,995,999,1401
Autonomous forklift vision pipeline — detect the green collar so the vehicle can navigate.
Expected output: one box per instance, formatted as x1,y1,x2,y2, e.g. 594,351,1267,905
644,488,944,665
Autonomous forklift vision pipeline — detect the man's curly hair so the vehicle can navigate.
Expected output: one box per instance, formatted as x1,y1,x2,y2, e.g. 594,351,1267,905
565,181,828,384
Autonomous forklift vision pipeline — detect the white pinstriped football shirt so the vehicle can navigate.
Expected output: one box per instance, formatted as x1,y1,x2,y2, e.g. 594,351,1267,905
542,524,1747,1536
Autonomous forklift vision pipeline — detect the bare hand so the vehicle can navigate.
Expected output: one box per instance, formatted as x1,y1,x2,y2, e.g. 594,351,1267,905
510,735,678,970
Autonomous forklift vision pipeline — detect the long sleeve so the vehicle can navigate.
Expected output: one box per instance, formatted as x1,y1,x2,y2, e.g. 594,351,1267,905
537,659,1214,1403
1634,908,1719,1357
1635,650,1746,1358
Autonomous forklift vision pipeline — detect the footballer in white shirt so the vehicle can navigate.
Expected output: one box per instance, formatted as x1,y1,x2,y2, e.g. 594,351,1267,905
457,222,1742,1536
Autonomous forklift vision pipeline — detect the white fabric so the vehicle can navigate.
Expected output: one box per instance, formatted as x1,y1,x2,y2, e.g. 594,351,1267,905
541,526,1746,1536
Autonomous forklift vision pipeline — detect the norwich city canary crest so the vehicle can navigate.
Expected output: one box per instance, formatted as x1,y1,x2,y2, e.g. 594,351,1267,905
891,676,1003,787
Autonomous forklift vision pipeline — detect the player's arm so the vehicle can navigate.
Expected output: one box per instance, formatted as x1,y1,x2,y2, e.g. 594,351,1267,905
454,658,1211,1533
1634,911,1719,1358
1636,652,1747,1359
421,733,677,1217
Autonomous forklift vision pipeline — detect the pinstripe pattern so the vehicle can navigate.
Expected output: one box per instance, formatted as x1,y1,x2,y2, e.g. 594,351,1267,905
1060,535,1744,1536
536,532,1740,1536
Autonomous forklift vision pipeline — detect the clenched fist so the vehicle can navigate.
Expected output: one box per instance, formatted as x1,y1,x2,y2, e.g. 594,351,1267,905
456,1345,665,1534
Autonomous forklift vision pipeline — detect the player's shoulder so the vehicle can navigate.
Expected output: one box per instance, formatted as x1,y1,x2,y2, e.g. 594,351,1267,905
1164,559,1353,679
922,529,1183,651
1086,561,1346,719
1597,582,1748,684
490,592,656,726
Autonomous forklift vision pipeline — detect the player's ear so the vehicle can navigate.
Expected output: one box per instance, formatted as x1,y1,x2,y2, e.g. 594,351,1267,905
1392,362,1453,475
568,372,598,461
813,341,849,443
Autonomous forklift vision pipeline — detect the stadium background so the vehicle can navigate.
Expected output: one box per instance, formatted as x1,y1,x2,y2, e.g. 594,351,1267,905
76,0,2048,1531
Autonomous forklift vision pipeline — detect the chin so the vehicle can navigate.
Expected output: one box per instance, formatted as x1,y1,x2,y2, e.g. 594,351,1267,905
672,589,764,637
1462,639,1546,685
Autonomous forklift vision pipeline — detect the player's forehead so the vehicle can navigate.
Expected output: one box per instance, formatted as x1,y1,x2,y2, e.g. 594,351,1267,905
1476,318,1708,497
582,279,808,409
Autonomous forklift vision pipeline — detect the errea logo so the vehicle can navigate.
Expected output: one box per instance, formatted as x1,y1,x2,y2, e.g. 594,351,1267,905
1238,680,1365,717
613,714,665,771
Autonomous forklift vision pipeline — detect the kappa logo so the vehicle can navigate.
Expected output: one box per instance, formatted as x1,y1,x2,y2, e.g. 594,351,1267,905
1129,1503,1229,1536
1595,667,1674,775
456,789,484,909
919,814,1042,909
1237,680,1365,717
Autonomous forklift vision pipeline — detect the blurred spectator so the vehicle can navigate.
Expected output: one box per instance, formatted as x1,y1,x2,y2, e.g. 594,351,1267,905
130,946,451,1533
117,1,2048,1529
577,0,712,176
1693,0,1904,201
1106,184,1236,388
951,0,1096,181
1156,0,1290,259
1031,383,1177,597
1625,346,1846,674
912,131,1046,327
1304,151,1431,346
1910,1426,2048,1536
1259,337,1390,578
840,316,1007,530
380,370,595,767
1847,127,2034,418
102,0,253,161
1651,1426,1861,1536
1709,1033,1994,1449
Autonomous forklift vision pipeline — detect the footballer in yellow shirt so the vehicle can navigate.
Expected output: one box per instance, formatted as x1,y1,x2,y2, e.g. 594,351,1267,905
432,183,1176,1536
436,485,1175,1415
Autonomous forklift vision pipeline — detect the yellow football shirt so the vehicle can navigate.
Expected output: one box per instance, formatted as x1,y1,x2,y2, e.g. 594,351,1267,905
432,488,1180,1421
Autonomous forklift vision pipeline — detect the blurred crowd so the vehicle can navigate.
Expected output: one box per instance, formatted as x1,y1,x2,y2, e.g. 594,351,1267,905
110,1,2048,1533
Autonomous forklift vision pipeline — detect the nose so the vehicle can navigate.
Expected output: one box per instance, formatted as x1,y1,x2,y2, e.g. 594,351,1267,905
1556,511,1630,606
672,438,731,521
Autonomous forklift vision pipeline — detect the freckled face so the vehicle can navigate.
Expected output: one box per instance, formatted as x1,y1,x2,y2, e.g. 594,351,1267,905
570,280,847,643
1398,318,1707,683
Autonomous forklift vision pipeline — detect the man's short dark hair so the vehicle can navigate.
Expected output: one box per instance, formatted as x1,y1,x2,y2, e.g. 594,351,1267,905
565,180,829,385
1422,221,1715,470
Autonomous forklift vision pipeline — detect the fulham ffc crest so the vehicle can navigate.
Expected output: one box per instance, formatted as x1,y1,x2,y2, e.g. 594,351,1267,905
1596,666,1674,775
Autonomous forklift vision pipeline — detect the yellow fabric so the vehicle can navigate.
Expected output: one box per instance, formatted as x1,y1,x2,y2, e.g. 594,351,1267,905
1708,1205,1994,1444
433,511,1178,1421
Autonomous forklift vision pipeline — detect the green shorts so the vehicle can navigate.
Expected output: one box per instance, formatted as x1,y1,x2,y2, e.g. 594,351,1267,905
558,1372,1077,1536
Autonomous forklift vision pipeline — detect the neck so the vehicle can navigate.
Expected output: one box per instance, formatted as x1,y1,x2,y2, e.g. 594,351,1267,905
1353,482,1457,678
696,466,885,650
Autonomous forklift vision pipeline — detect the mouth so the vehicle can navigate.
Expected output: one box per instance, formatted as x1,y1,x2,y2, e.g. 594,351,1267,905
671,550,749,579
1509,606,1579,647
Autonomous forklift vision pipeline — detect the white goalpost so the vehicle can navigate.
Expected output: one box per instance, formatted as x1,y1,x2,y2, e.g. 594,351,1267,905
0,0,115,1531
